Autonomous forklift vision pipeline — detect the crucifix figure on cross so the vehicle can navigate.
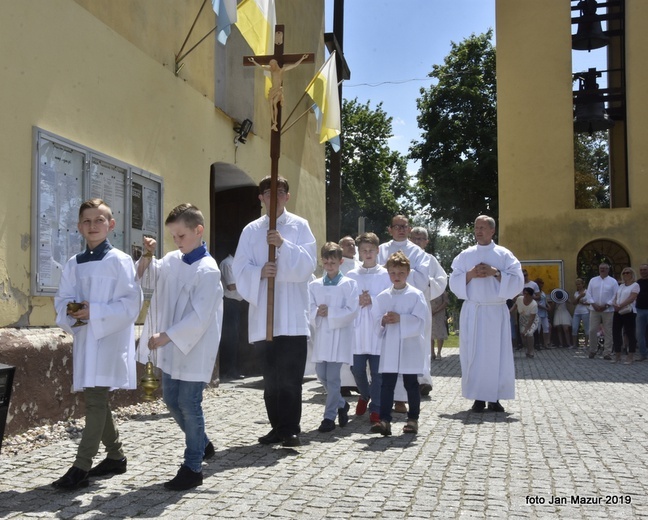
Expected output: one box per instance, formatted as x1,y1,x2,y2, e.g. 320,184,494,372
244,27,314,133
247,54,310,131
243,25,314,341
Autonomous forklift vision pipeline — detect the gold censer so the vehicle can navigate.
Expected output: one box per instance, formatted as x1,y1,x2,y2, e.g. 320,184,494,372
140,361,160,401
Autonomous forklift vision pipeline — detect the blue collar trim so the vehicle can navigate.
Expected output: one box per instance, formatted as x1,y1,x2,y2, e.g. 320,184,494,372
76,240,113,264
182,242,210,265
323,272,343,286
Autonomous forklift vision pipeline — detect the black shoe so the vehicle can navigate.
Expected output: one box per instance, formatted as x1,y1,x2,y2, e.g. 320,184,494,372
338,401,350,427
87,457,127,477
588,353,596,359
471,400,486,413
419,383,433,396
258,430,282,445
164,465,203,491
281,434,301,447
52,466,89,489
340,387,352,397
318,419,336,432
203,442,215,460
487,401,505,413
603,355,612,360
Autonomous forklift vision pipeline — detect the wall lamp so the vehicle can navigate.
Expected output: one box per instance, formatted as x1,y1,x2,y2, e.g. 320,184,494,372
234,119,253,145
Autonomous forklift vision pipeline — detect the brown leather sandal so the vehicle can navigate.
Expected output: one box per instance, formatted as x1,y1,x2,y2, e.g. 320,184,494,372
403,419,418,434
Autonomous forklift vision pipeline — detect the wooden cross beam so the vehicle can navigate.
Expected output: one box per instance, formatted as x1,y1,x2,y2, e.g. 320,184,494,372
243,25,314,341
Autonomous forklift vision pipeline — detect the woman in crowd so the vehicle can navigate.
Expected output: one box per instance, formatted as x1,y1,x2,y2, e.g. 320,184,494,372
612,268,640,364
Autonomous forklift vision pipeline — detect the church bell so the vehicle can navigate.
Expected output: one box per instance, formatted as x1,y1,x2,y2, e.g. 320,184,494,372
573,68,614,134
572,0,609,51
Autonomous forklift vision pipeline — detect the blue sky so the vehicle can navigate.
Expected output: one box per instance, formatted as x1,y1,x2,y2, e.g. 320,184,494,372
324,0,607,172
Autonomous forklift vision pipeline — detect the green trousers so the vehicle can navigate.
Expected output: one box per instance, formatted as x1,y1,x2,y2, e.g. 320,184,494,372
74,387,124,471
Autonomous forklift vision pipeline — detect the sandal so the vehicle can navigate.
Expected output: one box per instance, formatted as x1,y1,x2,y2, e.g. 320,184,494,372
403,419,418,434
370,420,391,436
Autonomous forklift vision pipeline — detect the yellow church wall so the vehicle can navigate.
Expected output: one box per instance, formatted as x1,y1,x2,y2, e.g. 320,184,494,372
496,0,648,291
626,1,648,204
0,0,326,327
73,0,216,101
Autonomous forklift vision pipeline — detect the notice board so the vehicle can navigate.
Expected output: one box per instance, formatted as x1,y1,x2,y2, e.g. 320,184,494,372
32,128,163,295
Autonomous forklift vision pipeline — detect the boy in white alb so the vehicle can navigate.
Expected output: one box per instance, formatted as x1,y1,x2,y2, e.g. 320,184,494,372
371,252,430,436
53,198,142,490
137,203,223,491
346,232,391,427
309,242,359,432
379,216,433,408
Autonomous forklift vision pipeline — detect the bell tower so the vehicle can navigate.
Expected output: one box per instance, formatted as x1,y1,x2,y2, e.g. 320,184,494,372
571,0,627,207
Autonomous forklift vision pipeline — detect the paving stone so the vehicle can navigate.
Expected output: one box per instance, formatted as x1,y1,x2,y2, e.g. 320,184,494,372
2,348,648,518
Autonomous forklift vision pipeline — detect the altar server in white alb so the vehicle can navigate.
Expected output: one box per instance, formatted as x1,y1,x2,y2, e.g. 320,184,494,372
371,251,430,437
137,203,223,491
378,215,434,403
346,232,392,427
449,215,524,413
232,175,317,448
309,242,359,433
53,198,142,490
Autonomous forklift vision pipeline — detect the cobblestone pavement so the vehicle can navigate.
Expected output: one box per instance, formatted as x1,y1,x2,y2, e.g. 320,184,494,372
1,346,647,519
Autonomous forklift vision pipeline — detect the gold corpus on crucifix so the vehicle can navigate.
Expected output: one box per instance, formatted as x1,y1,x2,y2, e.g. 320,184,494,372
243,25,314,341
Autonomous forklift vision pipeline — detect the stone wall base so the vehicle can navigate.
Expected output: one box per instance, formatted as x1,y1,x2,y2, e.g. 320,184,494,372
0,328,219,436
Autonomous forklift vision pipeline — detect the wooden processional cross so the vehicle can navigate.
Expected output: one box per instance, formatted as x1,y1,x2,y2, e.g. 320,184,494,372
243,25,314,341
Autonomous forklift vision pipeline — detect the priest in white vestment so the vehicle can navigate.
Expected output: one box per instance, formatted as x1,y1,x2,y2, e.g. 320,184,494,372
449,215,524,413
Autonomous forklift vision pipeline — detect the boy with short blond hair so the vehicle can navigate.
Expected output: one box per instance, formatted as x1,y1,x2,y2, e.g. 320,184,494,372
53,198,142,490
346,233,391,426
309,242,359,432
137,203,223,491
371,251,430,436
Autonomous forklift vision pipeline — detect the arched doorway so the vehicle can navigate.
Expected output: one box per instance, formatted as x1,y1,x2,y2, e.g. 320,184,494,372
210,162,262,378
577,239,630,281
209,162,260,262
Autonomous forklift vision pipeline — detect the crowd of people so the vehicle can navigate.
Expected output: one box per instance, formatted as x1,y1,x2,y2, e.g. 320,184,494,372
49,176,647,493
508,263,648,366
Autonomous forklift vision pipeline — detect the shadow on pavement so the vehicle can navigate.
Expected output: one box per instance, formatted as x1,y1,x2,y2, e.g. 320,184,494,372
0,443,294,518
438,410,520,424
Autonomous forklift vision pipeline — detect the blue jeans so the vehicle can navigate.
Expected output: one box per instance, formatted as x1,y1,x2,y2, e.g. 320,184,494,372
351,354,381,414
315,361,346,421
636,308,648,359
162,372,209,472
380,373,420,423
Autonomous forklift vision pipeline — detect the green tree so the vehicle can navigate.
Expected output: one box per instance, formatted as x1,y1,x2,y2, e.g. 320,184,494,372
410,31,498,229
574,131,610,208
327,98,410,241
